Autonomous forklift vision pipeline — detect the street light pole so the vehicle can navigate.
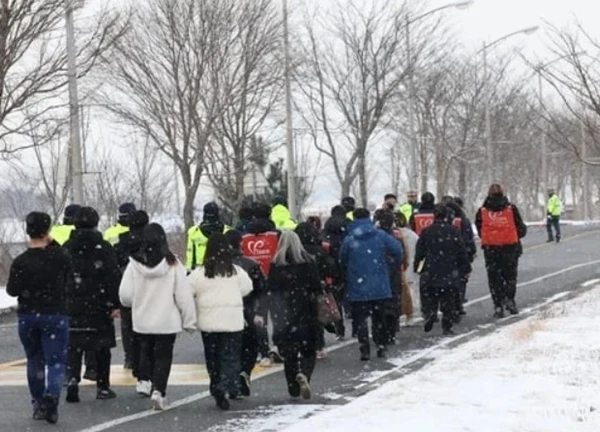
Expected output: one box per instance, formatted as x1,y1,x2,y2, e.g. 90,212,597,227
283,0,297,218
65,0,84,205
538,69,547,194
581,119,589,220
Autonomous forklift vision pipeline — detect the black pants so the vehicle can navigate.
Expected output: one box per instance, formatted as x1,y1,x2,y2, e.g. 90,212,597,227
280,346,316,397
68,346,111,390
455,278,467,312
241,325,258,377
333,285,346,338
547,216,561,240
202,332,243,398
423,286,457,331
484,250,519,308
351,300,387,355
256,314,270,358
137,333,176,396
120,308,134,366
84,350,97,374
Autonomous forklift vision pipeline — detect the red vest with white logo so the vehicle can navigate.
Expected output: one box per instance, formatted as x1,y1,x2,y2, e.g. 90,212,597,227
241,232,279,276
414,213,434,235
480,207,519,246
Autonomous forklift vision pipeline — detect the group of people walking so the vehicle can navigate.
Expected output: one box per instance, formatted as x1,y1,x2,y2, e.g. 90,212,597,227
7,181,548,424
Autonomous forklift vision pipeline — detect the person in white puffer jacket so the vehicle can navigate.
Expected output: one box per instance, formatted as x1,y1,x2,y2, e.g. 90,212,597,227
119,223,196,411
188,232,253,411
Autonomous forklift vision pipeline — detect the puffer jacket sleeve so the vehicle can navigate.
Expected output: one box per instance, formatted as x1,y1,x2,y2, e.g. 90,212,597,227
237,266,254,298
174,263,197,332
118,261,134,308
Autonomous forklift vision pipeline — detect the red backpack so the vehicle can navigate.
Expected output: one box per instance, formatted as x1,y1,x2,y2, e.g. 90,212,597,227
241,232,279,276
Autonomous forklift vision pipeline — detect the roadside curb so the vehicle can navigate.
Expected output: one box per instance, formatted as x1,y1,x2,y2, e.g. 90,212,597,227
0,305,16,316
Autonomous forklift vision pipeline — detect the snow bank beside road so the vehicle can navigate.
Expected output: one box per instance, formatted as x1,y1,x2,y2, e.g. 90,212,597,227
283,287,600,432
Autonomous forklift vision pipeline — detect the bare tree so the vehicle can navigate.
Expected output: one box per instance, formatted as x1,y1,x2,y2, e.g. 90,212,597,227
205,0,284,216
298,0,412,205
0,0,127,156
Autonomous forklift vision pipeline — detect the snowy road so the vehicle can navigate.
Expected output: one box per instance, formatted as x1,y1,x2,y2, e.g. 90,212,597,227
0,225,599,431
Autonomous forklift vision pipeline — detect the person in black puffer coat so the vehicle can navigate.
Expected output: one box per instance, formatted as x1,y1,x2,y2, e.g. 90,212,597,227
295,222,339,358
114,210,149,373
414,205,471,336
322,205,350,338
63,207,121,403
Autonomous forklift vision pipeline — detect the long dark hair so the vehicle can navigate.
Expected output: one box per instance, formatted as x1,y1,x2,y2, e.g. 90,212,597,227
204,232,236,279
135,223,177,267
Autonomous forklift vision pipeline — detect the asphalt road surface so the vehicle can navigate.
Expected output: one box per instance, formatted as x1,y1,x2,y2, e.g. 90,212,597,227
1,224,600,432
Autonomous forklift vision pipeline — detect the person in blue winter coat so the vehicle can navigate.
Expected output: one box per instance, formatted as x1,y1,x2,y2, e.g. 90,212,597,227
339,208,403,361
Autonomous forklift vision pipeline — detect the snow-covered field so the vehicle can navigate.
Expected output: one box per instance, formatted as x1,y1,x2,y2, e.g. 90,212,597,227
279,287,600,432
0,288,16,311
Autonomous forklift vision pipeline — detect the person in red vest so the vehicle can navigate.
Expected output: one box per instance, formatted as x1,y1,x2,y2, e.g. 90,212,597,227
241,202,281,366
409,192,436,235
475,184,527,318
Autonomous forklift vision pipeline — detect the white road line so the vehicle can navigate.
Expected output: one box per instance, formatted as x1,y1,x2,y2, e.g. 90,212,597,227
582,278,600,287
78,260,600,432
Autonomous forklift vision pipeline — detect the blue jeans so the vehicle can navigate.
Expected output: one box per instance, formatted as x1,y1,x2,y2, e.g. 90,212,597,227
18,314,69,405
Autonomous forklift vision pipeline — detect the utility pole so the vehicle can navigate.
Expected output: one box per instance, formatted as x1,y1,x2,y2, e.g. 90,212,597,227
65,0,84,204
482,41,494,185
283,0,297,218
538,69,547,195
581,119,589,220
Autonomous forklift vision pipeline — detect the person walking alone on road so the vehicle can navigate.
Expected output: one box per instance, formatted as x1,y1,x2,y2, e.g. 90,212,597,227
7,212,71,424
476,184,528,318
63,207,122,403
120,223,196,411
259,231,322,400
189,233,253,411
546,188,563,243
414,205,472,336
340,208,403,361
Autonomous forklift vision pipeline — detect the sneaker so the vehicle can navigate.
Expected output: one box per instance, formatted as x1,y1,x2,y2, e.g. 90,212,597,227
32,402,46,420
424,314,436,333
316,350,328,360
239,372,251,397
296,373,312,400
556,235,561,243
505,300,519,315
96,388,117,400
493,306,505,319
215,392,230,410
405,317,415,327
546,238,554,243
136,380,152,397
66,378,80,403
83,369,97,382
42,394,59,424
376,346,387,359
259,357,272,367
269,350,284,364
151,390,166,411
360,352,370,361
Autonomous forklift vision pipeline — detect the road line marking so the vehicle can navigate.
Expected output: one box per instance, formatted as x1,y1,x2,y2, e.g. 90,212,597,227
582,279,600,287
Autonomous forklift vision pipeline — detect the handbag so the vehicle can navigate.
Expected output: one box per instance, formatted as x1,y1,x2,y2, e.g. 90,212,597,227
316,290,341,326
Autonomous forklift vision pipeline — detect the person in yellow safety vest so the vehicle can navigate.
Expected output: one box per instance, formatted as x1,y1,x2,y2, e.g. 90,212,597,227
270,197,298,230
546,188,563,243
399,191,420,223
341,196,356,221
50,204,80,246
186,202,231,271
104,203,136,246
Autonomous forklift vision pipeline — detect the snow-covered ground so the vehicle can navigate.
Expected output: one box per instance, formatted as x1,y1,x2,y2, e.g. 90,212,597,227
279,287,600,432
0,288,16,311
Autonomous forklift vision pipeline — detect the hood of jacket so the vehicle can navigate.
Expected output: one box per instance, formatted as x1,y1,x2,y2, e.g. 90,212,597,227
324,215,348,236
247,218,276,235
295,222,321,246
348,218,378,240
130,257,171,279
483,195,510,212
271,204,292,224
66,228,104,251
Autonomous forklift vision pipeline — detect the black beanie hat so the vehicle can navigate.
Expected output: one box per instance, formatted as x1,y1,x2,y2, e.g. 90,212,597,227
75,207,100,229
272,196,287,207
203,202,220,222
64,204,81,223
119,203,137,217
26,212,51,239
252,202,271,219
421,192,435,205
130,210,150,229
341,196,356,209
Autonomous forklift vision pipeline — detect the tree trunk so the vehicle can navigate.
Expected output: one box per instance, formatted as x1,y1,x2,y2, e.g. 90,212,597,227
435,141,444,199
458,160,467,199
358,153,368,207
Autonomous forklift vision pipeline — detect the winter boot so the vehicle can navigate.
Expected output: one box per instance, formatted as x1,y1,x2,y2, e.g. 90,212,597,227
32,401,46,420
42,395,59,424
66,378,80,403
376,346,387,359
424,314,437,333
239,372,251,397
556,235,561,243
359,344,370,361
296,374,312,400
443,328,455,337
493,306,505,319
215,391,230,410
